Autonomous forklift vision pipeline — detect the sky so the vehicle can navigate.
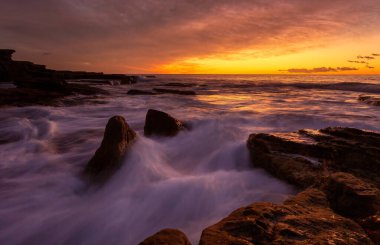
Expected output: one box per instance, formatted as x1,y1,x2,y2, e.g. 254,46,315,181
1,0,380,74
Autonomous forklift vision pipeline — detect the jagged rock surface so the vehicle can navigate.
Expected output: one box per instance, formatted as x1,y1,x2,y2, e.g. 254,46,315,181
244,127,380,243
83,116,136,183
200,188,373,244
139,229,191,245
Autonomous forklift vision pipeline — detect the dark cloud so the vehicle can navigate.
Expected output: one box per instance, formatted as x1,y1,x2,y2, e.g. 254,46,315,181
348,60,367,64
281,66,358,73
337,67,359,71
372,53,380,56
0,0,379,73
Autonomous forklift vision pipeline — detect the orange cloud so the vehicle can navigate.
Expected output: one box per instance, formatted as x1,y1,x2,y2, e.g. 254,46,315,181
0,0,379,74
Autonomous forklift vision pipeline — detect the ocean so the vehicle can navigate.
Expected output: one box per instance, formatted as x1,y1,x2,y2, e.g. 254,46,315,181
0,75,379,244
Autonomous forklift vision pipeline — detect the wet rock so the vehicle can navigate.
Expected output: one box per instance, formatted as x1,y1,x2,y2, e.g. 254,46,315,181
324,172,379,218
359,95,380,106
139,229,191,245
127,89,157,95
83,116,136,183
247,127,380,188
200,188,373,244
144,109,186,137
153,88,196,95
246,132,322,188
246,127,380,243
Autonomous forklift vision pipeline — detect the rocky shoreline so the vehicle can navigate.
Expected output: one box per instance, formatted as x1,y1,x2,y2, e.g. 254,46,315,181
80,110,379,244
1,49,379,244
0,49,137,107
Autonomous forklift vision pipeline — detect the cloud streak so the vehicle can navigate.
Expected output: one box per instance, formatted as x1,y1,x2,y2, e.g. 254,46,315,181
281,67,358,73
0,0,379,73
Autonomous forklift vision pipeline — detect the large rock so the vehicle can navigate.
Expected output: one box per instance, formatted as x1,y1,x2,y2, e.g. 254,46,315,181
144,109,186,137
200,188,373,244
139,229,191,245
83,116,136,183
246,127,380,243
247,127,380,188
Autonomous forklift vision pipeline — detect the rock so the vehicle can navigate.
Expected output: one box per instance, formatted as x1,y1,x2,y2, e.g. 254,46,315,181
83,116,136,183
359,95,380,106
139,229,191,245
0,49,137,84
246,132,322,188
153,88,196,95
324,172,379,218
361,215,380,243
127,89,157,95
0,49,15,61
200,188,373,244
0,88,65,107
144,109,186,137
246,127,380,243
14,77,69,92
247,127,380,188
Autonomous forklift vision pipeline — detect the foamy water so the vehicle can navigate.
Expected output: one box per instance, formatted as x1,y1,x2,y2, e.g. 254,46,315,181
0,75,379,244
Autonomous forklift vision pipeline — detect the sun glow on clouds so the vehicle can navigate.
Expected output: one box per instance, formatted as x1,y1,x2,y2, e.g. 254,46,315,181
1,0,380,74
157,35,380,74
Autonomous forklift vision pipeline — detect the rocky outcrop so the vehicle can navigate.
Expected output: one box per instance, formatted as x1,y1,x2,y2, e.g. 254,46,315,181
359,95,380,106
0,80,108,107
144,109,186,137
200,188,373,244
0,49,137,84
247,127,380,188
139,229,191,245
83,116,136,183
245,127,380,243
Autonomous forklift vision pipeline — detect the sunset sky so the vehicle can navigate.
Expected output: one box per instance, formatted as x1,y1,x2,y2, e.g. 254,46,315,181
1,0,380,74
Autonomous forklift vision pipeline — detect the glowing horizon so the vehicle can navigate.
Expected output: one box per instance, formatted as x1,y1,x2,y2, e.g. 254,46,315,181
1,0,380,75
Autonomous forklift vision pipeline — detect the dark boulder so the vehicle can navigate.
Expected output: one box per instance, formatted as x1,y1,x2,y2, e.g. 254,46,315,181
83,116,136,183
144,109,186,137
200,188,372,244
139,229,191,245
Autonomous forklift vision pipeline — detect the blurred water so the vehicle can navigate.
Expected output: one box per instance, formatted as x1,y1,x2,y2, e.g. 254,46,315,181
0,74,379,244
